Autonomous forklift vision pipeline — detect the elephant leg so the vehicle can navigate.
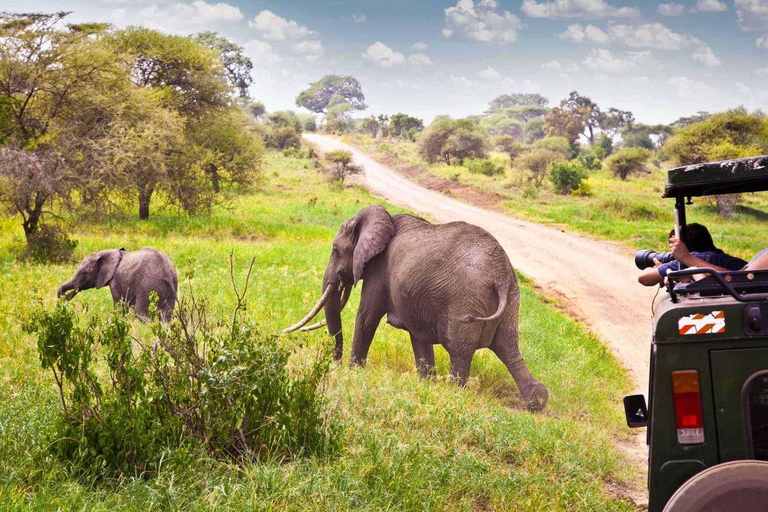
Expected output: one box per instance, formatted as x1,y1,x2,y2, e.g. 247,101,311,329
448,349,473,387
410,334,436,378
490,325,548,412
349,280,387,367
133,294,150,321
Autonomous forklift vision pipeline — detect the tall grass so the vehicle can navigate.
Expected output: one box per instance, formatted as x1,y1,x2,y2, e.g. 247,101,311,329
0,151,637,510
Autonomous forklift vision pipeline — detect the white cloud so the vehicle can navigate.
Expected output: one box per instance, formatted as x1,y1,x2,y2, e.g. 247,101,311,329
541,60,563,70
736,82,751,94
412,41,429,51
668,76,716,98
583,48,650,72
408,53,433,65
735,0,768,31
352,14,367,23
362,42,406,67
243,39,279,63
450,74,473,90
249,10,323,61
443,0,524,44
608,23,698,50
691,45,721,66
560,24,609,43
477,66,502,79
696,0,727,12
758,36,768,49
136,1,243,28
755,67,768,76
658,3,686,16
293,40,324,61
521,0,639,19
250,10,316,41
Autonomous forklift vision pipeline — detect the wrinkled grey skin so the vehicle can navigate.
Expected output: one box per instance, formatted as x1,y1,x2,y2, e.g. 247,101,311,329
57,248,178,321
319,205,548,412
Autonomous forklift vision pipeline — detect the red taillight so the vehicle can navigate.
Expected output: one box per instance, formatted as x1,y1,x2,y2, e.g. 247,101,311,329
672,370,704,445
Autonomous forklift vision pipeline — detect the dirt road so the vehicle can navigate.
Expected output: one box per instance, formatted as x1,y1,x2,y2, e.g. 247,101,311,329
305,133,657,391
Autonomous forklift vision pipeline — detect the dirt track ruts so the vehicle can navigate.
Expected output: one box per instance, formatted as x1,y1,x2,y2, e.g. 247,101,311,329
305,133,657,392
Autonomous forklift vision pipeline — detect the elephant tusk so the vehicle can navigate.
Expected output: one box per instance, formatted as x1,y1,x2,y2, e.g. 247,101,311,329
300,320,327,332
281,284,334,334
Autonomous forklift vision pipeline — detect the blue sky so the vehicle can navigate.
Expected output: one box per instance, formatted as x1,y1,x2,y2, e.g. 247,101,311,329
6,0,768,124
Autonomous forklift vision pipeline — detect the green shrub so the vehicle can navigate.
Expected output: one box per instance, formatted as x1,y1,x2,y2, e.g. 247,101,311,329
513,148,566,186
532,136,573,158
549,161,588,195
605,147,652,180
20,224,78,263
25,271,340,477
266,126,302,150
522,185,538,199
465,158,505,177
325,149,362,182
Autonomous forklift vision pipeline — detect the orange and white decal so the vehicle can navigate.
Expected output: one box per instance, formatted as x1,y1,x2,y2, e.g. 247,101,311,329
678,311,726,335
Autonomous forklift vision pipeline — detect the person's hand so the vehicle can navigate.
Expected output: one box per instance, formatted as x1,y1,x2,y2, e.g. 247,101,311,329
652,257,662,268
669,236,691,265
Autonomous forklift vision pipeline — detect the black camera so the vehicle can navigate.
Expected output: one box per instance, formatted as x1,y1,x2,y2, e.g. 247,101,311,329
635,250,675,270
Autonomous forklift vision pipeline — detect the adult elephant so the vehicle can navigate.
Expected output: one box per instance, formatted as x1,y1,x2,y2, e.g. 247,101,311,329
283,205,548,412
57,247,178,321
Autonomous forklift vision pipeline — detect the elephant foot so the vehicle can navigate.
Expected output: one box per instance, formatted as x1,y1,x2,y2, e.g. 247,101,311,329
524,382,548,413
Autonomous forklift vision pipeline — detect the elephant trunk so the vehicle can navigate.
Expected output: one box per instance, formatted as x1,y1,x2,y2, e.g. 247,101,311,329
324,284,344,361
57,280,79,301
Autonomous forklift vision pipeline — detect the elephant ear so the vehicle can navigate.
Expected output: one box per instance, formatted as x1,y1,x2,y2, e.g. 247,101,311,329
95,249,123,288
352,205,395,285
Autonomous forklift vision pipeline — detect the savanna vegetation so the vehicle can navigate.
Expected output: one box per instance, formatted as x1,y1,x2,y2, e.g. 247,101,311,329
0,11,643,511
340,90,768,260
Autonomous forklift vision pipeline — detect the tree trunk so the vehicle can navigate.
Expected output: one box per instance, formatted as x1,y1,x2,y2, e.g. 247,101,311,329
206,164,220,193
139,186,153,220
23,210,41,244
716,194,737,217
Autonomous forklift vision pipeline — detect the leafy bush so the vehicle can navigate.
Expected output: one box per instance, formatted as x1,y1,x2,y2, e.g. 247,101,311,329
576,146,602,170
605,147,651,180
493,135,523,162
25,267,340,477
20,224,78,263
266,126,302,150
418,118,487,164
549,161,588,195
532,136,573,158
513,148,566,186
522,185,538,199
325,149,363,182
465,158,505,177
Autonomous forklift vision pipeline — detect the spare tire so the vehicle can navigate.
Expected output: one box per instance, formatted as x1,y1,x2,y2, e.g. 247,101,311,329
663,460,768,512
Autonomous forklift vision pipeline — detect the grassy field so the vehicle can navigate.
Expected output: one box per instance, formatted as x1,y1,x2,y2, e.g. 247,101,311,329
343,134,768,261
0,150,638,510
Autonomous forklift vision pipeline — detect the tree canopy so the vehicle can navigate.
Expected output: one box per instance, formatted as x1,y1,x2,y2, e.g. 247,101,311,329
295,75,366,114
193,31,253,97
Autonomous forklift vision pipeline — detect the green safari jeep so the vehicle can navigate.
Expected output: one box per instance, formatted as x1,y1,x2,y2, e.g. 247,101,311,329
624,155,768,512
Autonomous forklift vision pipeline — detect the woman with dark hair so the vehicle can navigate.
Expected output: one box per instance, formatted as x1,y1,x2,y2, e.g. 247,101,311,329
638,223,747,286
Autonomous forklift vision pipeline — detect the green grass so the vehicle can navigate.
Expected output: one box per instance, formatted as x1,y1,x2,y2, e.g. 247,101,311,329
343,134,768,260
0,151,637,510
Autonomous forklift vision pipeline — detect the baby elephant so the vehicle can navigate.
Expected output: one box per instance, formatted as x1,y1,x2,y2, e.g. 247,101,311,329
57,247,178,321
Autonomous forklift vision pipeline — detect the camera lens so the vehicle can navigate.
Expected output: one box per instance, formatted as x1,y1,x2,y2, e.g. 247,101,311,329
635,250,674,270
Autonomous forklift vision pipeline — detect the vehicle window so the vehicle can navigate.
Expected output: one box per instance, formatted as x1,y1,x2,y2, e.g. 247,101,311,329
745,372,768,461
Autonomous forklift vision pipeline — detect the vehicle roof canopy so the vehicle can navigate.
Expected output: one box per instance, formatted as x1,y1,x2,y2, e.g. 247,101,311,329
663,155,768,198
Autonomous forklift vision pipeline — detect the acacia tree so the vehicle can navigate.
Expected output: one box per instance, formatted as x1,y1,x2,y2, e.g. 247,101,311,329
295,75,366,114
193,31,253,97
0,12,118,243
486,93,549,114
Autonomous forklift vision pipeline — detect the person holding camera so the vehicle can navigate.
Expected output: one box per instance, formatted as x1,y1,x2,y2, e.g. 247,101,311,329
637,223,747,287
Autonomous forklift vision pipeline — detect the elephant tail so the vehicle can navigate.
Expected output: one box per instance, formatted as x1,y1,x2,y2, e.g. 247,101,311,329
458,279,510,323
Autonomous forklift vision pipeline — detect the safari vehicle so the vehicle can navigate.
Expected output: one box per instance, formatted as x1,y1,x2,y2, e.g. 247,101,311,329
624,155,768,512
